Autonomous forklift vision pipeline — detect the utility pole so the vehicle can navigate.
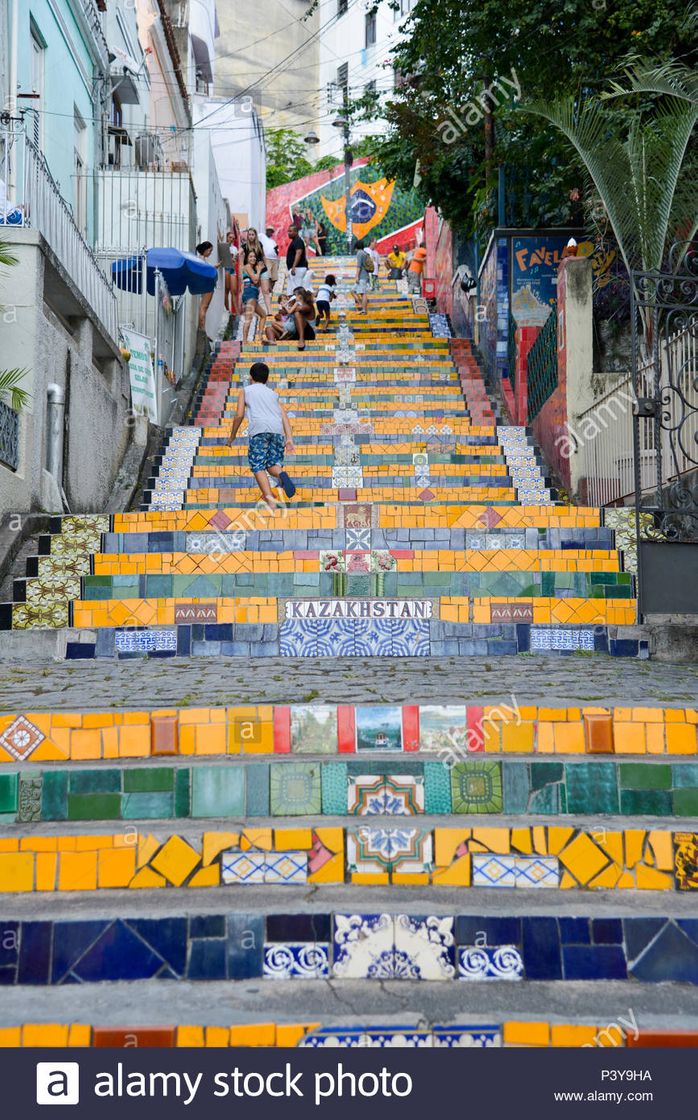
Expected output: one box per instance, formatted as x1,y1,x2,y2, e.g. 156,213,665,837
342,87,353,253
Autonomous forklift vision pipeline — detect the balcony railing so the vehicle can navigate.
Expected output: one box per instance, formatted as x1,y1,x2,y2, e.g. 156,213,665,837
0,128,118,338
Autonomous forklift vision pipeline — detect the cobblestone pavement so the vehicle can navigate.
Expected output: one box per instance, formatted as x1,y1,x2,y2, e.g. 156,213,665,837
0,654,695,711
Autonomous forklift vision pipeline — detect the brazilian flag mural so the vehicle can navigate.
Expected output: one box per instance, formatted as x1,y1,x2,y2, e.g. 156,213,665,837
267,160,424,254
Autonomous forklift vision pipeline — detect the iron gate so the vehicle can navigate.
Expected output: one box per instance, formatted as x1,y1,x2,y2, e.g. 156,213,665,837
630,242,698,614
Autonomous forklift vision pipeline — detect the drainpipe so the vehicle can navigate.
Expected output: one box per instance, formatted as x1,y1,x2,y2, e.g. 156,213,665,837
7,0,19,198
46,383,70,511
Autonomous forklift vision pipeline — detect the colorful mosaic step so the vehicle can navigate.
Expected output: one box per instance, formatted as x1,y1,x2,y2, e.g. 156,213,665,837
0,824,693,892
6,1021,696,1047
3,758,697,822
0,263,642,658
2,704,694,762
1,911,697,983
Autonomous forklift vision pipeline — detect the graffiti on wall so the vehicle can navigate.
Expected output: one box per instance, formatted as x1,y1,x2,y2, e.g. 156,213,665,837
266,160,424,255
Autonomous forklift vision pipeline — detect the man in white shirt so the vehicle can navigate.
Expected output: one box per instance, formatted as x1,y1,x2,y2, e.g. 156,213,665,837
260,225,280,296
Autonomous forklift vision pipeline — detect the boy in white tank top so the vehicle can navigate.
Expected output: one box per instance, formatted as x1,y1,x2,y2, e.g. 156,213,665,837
228,362,296,509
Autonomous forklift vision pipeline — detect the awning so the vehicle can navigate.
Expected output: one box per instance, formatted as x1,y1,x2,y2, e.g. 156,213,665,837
110,248,217,296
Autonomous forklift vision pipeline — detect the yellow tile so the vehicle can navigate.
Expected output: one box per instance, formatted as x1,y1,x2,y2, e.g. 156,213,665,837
470,827,510,853
434,828,468,866
553,723,585,753
204,1026,230,1047
177,1026,205,1047
137,833,159,868
150,836,201,886
613,722,643,754
624,830,646,868
308,853,344,883
98,847,136,888
502,723,534,753
392,872,429,885
70,729,102,760
431,856,470,886
645,724,665,754
537,723,555,753
351,872,389,885
503,1021,550,1047
558,833,609,885
667,725,696,754
188,865,220,887
276,1024,318,1047
0,1028,21,1047
315,827,344,854
129,866,167,888
274,828,312,850
230,1024,275,1047
67,1024,92,1047
635,865,672,890
648,830,674,871
23,1024,70,1047
202,832,239,867
58,851,97,891
547,827,575,855
551,1025,597,1047
240,828,273,851
36,852,57,891
0,852,34,892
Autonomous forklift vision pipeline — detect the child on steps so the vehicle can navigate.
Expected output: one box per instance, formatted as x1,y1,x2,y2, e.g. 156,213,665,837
227,362,296,510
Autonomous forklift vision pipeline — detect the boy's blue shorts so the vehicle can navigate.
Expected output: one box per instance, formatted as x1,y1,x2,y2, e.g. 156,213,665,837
248,432,285,473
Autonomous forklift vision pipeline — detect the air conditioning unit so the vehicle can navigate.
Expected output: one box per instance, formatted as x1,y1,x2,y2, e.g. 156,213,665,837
135,132,163,170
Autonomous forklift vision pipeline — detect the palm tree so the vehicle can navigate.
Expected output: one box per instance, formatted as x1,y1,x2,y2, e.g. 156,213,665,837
522,60,697,283
0,239,29,411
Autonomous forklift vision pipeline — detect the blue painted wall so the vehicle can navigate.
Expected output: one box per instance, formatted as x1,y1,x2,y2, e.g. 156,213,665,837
16,1,102,238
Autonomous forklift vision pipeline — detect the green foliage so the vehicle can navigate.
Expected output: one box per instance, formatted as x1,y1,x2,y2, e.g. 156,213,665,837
360,0,695,239
0,240,29,411
265,128,346,189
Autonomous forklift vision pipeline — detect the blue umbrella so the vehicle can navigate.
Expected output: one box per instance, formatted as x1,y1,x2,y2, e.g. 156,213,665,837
111,247,217,295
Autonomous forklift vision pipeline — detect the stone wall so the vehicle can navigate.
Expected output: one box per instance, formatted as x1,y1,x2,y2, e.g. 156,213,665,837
0,230,132,519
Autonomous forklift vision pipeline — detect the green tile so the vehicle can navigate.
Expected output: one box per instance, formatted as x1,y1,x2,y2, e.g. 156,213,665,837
67,793,122,820
270,762,321,816
619,763,671,790
191,766,245,818
69,769,120,794
123,768,175,793
530,762,563,789
565,762,619,814
672,763,698,788
321,762,348,815
502,763,529,813
529,784,563,814
41,771,69,820
450,762,502,813
175,769,191,817
247,764,269,815
0,773,18,814
673,788,698,815
620,789,673,815
424,761,451,813
122,792,174,819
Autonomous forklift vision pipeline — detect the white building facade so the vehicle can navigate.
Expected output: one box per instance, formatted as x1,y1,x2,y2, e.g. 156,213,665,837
315,0,415,160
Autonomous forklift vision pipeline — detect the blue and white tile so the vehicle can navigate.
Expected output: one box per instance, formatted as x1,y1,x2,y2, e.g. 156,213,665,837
263,943,330,979
458,945,524,981
390,619,430,656
264,852,308,885
394,915,456,981
471,854,518,888
115,629,177,653
515,855,559,888
530,627,595,652
432,1026,502,1047
332,914,394,979
221,851,266,885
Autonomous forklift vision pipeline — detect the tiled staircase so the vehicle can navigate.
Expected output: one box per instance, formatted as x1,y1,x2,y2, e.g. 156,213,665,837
1,259,695,1049
0,257,640,659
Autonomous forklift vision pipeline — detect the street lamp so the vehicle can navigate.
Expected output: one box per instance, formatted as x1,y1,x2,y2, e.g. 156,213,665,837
304,130,320,145
332,99,353,253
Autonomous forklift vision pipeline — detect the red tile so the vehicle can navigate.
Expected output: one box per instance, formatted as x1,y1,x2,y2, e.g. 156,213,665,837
337,705,356,753
93,1027,176,1048
338,488,357,501
467,705,485,752
402,706,420,751
627,1031,698,1047
151,715,178,756
390,550,415,559
273,706,291,753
